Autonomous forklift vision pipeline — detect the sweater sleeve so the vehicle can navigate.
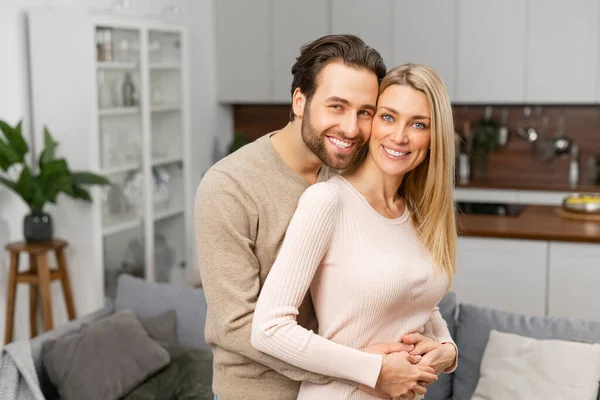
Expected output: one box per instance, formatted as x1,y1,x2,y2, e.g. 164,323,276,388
429,306,458,373
251,183,384,389
194,170,332,384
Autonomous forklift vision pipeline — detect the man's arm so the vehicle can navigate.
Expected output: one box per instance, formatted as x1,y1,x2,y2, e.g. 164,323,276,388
194,169,331,384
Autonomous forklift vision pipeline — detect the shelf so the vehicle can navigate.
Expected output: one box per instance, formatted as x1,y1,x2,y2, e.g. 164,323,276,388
99,107,140,117
103,213,142,236
151,103,180,113
150,63,181,70
154,207,184,221
102,162,141,175
153,155,182,166
97,61,137,70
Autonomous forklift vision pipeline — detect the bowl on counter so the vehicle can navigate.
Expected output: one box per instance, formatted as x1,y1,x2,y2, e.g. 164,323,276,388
562,193,600,214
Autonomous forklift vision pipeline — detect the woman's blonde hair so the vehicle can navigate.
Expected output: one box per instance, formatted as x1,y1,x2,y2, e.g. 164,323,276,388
380,63,457,286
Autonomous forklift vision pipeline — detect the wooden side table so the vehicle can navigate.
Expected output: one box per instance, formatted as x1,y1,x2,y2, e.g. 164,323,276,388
4,238,77,344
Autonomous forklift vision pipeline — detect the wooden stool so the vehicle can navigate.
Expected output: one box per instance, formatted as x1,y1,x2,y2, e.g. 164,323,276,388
4,238,77,344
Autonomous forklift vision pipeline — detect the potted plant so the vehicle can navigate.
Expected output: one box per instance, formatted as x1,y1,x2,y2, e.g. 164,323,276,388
0,119,110,242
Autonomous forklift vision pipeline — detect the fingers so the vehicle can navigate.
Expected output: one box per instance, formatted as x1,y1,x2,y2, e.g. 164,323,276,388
401,332,425,345
412,384,427,395
406,354,422,364
418,369,439,384
410,340,438,356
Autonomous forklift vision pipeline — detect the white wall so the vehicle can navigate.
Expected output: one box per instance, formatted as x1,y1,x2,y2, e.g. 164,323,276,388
0,0,233,343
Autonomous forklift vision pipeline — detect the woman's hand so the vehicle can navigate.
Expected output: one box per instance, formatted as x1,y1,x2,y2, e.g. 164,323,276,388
376,351,438,398
402,333,457,374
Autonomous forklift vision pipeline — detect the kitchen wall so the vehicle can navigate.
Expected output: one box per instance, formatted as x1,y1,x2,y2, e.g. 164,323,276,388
0,0,232,343
233,104,600,188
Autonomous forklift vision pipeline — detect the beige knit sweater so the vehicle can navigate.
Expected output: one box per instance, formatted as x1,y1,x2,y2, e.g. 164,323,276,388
195,133,454,400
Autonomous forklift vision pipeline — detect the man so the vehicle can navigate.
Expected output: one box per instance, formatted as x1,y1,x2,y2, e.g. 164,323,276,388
195,34,450,400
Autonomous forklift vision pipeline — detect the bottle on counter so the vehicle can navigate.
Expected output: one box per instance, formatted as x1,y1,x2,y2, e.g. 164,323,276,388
569,143,580,186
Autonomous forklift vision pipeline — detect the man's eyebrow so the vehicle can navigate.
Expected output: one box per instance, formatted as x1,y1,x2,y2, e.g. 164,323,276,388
326,96,376,113
378,106,430,120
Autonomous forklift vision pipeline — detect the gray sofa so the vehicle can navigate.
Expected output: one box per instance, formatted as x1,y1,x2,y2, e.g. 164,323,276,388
28,274,213,400
428,292,600,400
26,276,600,400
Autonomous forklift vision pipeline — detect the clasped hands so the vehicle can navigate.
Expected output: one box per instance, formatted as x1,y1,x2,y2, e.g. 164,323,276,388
359,333,457,399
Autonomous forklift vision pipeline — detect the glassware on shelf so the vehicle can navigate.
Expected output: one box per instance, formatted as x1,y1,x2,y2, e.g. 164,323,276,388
154,167,172,211
122,72,136,107
101,130,127,167
97,71,113,109
123,170,144,212
96,27,113,61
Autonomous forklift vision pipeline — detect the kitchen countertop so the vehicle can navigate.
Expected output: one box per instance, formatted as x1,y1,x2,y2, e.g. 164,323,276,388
456,178,600,193
458,205,600,243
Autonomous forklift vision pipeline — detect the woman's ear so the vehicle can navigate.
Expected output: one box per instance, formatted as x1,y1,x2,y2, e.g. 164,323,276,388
292,88,306,119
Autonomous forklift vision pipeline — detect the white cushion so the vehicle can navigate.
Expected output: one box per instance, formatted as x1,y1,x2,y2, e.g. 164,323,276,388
472,330,600,400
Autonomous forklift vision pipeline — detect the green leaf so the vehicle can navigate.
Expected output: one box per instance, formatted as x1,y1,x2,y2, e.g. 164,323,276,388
71,186,92,202
16,166,46,211
71,171,110,186
0,120,28,162
0,140,20,171
37,159,73,202
39,127,58,166
0,176,18,192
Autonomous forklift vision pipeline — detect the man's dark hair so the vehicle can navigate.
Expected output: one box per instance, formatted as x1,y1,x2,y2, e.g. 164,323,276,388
289,34,386,121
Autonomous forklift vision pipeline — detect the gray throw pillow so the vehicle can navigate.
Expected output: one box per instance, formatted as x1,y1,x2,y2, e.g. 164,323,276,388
139,309,179,346
452,303,600,400
421,292,457,400
42,309,171,400
115,274,210,350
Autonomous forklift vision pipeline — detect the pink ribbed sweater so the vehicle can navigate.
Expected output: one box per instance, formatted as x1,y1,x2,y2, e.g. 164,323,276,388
252,175,454,399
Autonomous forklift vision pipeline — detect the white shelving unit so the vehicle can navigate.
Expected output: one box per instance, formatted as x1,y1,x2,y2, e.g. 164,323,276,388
28,9,193,309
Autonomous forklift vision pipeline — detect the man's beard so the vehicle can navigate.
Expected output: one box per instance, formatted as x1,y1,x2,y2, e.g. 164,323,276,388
301,104,367,170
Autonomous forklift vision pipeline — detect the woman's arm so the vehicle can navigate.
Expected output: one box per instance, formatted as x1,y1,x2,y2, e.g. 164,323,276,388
251,183,383,389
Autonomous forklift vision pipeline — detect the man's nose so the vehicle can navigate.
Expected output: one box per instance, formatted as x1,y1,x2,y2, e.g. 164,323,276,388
341,114,360,139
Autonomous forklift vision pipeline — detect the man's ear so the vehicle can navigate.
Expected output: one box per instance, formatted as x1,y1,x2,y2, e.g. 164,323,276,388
292,88,306,119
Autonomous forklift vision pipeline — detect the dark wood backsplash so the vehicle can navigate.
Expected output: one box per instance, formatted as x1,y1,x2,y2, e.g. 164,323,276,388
234,104,600,187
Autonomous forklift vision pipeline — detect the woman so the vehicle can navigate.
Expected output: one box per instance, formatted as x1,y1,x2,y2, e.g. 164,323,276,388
251,63,458,400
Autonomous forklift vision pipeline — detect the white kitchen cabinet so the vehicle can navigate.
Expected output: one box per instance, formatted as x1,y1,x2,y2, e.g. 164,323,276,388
548,242,600,321
331,0,394,67
456,0,526,103
393,0,457,100
216,0,270,102
526,0,599,103
452,237,548,316
272,0,329,103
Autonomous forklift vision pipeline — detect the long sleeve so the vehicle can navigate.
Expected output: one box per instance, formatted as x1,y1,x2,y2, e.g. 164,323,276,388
194,169,332,384
251,184,383,389
427,306,458,373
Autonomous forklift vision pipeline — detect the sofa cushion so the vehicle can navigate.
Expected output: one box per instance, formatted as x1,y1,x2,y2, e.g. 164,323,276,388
139,309,178,346
472,330,600,400
418,292,457,400
453,303,600,400
115,274,210,350
42,309,171,400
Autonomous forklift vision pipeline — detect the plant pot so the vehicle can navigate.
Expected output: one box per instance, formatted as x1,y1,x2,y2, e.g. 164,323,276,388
23,211,53,242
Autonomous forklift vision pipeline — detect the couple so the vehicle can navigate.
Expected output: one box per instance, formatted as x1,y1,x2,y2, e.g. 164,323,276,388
195,34,458,400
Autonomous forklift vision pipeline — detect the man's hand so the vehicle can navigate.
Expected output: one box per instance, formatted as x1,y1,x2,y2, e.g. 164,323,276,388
377,352,437,398
358,343,421,398
402,333,457,374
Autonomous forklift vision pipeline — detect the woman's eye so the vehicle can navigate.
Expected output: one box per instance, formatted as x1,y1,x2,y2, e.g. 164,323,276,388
413,122,427,129
381,114,394,123
330,105,342,110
